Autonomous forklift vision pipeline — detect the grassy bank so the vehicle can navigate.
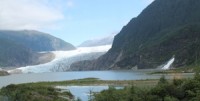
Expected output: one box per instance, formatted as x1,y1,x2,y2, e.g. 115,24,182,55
0,84,74,101
2,75,198,101
22,78,159,88
93,73,200,101
0,78,159,101
149,68,195,74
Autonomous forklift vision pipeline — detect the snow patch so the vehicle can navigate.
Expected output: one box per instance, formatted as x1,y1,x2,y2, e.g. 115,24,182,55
53,45,111,59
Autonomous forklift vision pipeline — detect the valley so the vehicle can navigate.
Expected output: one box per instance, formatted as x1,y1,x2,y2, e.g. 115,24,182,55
0,0,200,101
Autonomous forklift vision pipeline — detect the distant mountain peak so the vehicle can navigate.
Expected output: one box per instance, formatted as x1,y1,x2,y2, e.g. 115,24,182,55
78,33,116,47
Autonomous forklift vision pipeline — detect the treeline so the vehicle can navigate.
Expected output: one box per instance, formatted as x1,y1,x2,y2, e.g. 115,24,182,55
93,72,200,101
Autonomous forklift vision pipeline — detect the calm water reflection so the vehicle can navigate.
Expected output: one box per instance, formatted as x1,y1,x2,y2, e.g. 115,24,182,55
56,86,124,101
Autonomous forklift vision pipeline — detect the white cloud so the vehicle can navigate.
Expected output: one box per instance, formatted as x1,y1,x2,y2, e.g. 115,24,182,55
66,0,74,8
0,0,64,30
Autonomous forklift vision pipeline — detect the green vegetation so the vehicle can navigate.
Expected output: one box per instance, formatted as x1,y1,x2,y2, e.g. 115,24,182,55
112,0,200,69
150,58,200,74
0,84,74,101
115,23,200,69
0,78,159,101
149,68,193,74
0,74,196,101
93,73,200,101
71,0,200,70
20,78,158,88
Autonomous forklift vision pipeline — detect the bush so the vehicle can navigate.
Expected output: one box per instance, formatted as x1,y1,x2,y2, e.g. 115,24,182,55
0,84,73,101
94,74,200,101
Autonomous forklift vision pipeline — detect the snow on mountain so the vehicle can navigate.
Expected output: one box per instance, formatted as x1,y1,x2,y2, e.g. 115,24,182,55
78,33,116,47
8,45,111,73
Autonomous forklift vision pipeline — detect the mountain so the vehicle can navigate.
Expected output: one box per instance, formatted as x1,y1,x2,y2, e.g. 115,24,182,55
0,38,34,68
78,34,115,47
71,0,200,70
0,30,75,68
0,30,75,52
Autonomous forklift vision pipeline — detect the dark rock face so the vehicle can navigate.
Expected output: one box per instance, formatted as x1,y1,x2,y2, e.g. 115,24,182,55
71,0,200,70
0,38,34,68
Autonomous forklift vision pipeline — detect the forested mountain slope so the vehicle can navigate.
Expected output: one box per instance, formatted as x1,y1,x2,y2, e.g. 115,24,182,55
71,0,200,70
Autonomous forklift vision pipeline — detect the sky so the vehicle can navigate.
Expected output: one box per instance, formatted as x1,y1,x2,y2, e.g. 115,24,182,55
0,0,154,46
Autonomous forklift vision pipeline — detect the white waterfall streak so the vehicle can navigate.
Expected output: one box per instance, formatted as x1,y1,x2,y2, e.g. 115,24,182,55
162,58,175,70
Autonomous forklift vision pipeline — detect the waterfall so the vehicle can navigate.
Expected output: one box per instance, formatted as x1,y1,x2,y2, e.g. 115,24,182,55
161,57,175,70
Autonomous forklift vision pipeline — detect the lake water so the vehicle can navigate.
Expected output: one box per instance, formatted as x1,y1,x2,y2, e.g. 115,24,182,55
0,70,193,88
0,70,194,101
56,86,124,101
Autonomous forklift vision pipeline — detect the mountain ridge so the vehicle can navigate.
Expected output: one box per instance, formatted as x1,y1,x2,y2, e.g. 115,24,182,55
0,30,76,52
0,30,75,68
71,0,200,70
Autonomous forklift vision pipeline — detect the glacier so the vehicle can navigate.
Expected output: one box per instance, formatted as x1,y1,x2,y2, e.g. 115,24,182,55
8,45,111,73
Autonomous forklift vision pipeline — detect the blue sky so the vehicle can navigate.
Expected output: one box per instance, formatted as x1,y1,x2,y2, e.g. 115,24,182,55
0,0,154,46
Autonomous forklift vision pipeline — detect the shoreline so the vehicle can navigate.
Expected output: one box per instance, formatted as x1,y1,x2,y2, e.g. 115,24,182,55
0,78,159,101
21,78,160,88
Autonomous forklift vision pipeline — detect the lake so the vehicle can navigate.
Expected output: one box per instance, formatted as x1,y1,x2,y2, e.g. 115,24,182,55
0,70,193,88
56,86,124,101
